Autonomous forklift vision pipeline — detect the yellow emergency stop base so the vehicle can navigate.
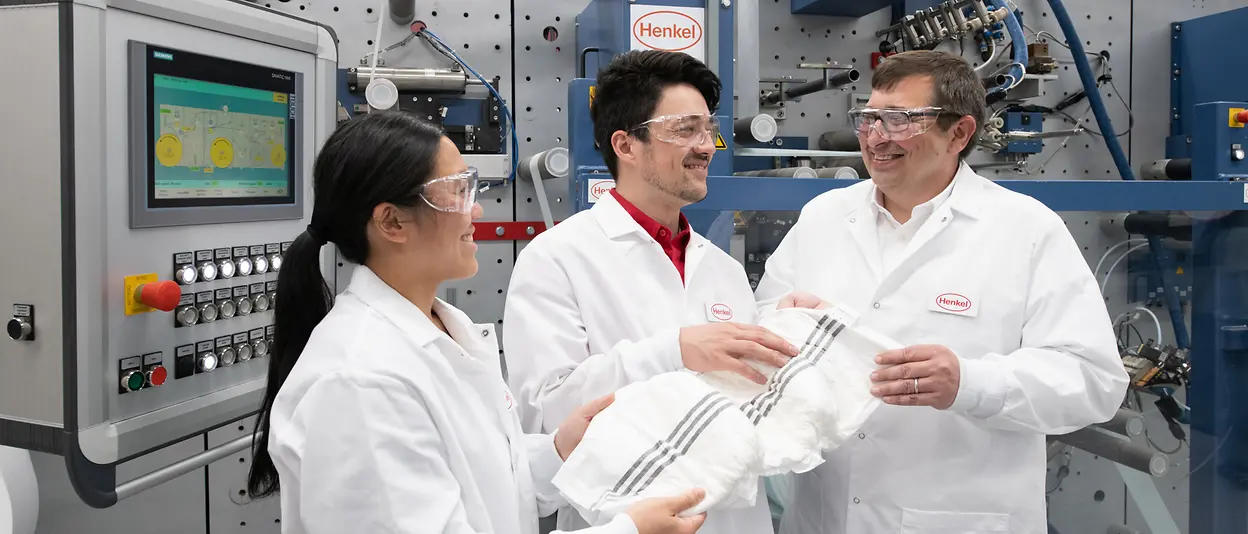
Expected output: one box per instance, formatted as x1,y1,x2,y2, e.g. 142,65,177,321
123,273,159,316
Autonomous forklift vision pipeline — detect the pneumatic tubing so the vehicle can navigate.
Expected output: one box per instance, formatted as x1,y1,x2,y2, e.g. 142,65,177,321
1045,0,1191,350
984,0,1026,94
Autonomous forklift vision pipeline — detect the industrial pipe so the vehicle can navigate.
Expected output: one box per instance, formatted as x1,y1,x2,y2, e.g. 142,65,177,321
348,66,479,93
1141,158,1192,181
1121,213,1193,242
1046,0,1191,350
518,147,570,182
735,167,819,179
1053,426,1168,477
817,130,860,152
812,156,870,178
761,69,861,105
985,0,1027,95
813,166,861,179
735,0,761,118
981,74,1009,90
734,115,779,145
388,0,414,25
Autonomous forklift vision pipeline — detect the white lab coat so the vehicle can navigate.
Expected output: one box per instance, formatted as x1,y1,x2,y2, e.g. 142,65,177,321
504,192,775,534
266,265,637,534
755,163,1129,534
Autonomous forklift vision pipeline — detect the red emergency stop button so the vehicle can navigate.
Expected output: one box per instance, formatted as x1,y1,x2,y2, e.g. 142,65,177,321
136,280,181,312
1237,110,1248,125
147,365,168,387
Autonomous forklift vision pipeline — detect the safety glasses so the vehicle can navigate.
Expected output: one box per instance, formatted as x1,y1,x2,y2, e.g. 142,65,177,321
419,167,483,214
847,106,961,141
631,113,721,148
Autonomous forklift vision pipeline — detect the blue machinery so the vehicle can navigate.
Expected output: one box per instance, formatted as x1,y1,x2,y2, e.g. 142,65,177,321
567,0,1248,531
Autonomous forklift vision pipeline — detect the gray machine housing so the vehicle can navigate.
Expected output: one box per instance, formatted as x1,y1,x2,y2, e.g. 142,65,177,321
0,0,337,508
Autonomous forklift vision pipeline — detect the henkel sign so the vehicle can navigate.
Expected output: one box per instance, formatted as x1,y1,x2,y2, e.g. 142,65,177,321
630,5,706,62
587,178,616,204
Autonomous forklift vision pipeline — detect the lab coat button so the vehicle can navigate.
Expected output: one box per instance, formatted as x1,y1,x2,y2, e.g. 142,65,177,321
873,302,881,309
853,498,860,504
849,217,856,223
481,329,489,337
858,433,865,439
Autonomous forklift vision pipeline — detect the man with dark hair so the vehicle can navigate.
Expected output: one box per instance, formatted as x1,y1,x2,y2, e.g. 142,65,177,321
758,50,1128,533
503,50,788,534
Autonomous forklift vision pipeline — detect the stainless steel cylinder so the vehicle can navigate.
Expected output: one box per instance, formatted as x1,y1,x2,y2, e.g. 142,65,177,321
734,114,779,144
388,0,415,25
348,67,472,93
734,167,819,179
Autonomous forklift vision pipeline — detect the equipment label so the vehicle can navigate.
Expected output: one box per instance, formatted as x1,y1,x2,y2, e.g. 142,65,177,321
267,281,278,292
178,293,194,306
249,328,265,341
233,333,249,345
281,241,293,253
714,133,727,150
266,325,276,337
250,283,266,295
195,291,214,304
196,340,214,353
233,286,250,298
630,5,706,62
120,356,142,370
587,178,617,204
174,252,194,265
143,352,163,366
214,248,232,260
215,336,232,349
215,288,233,301
250,245,266,257
266,243,281,254
195,250,213,262
176,345,195,358
233,246,250,258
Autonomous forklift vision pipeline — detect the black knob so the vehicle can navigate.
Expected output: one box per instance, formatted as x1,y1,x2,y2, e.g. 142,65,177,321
7,318,32,341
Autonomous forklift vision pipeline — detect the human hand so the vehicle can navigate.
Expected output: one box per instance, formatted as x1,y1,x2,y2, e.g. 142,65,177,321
869,345,962,409
626,489,709,534
679,323,800,384
554,393,614,461
776,291,831,310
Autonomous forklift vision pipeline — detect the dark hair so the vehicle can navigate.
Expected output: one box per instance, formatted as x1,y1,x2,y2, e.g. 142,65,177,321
872,50,986,158
591,50,721,176
247,111,446,498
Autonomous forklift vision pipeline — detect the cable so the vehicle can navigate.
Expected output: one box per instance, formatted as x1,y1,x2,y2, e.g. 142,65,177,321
1133,306,1164,347
369,0,384,89
985,0,1028,96
1094,239,1147,280
419,29,520,183
1045,0,1191,350
1099,243,1147,294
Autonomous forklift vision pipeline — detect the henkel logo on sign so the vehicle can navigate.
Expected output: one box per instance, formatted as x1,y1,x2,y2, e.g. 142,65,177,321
935,293,972,313
710,303,733,321
587,178,617,204
630,5,706,62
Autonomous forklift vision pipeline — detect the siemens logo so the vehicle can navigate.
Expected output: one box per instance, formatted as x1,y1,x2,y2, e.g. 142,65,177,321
152,51,174,61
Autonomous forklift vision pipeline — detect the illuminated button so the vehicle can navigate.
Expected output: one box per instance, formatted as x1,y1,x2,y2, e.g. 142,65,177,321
219,299,236,319
135,280,181,312
252,339,269,358
237,343,253,362
198,262,218,282
198,353,218,372
269,253,283,272
176,306,199,327
176,265,198,285
253,255,270,274
218,259,237,279
146,365,168,387
236,256,254,276
198,302,218,323
218,347,237,367
120,370,145,392
253,293,271,312
1234,147,1246,161
236,296,253,316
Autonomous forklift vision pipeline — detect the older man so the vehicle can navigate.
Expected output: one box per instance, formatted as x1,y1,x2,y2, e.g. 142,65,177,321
757,50,1129,533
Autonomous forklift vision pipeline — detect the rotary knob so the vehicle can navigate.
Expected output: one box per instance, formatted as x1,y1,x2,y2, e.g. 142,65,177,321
6,318,33,341
218,259,237,279
175,265,198,285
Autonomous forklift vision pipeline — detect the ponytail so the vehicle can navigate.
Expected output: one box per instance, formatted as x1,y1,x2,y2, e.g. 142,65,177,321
247,229,333,498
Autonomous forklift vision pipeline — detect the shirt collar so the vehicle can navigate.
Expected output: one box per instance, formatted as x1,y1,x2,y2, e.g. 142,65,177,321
610,188,691,244
869,168,959,223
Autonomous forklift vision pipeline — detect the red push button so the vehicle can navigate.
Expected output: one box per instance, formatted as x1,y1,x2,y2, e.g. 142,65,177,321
147,365,168,387
1237,110,1248,125
136,281,181,312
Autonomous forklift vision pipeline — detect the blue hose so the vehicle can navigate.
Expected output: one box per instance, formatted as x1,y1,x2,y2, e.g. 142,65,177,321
1044,0,1191,350
985,0,1027,94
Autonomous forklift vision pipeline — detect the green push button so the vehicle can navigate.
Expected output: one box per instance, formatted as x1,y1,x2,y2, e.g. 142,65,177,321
125,371,145,391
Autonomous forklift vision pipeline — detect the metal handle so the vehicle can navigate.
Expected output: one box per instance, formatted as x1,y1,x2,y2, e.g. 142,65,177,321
117,435,252,501
68,433,254,508
579,47,600,78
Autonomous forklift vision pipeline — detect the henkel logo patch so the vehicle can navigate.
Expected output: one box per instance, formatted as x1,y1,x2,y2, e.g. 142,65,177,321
706,302,733,322
936,293,971,312
504,390,514,410
587,178,616,203
630,6,706,62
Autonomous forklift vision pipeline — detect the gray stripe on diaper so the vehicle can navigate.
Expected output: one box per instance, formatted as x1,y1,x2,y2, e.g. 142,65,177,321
610,393,722,494
742,316,845,424
740,315,834,419
756,321,843,420
630,399,734,495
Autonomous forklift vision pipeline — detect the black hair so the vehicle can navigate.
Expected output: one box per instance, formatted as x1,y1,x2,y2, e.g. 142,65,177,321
247,111,446,499
590,50,721,176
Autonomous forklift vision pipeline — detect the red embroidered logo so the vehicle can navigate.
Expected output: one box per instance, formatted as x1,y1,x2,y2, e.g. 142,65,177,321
710,303,733,321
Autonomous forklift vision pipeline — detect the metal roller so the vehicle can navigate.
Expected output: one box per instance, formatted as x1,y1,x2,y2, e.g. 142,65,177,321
1141,158,1192,180
813,166,861,179
1053,426,1169,477
1098,408,1145,437
761,69,861,105
348,66,480,94
817,130,861,152
735,167,819,179
734,115,779,144
388,0,415,25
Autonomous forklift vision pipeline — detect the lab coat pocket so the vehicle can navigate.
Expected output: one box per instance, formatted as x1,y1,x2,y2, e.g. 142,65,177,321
900,508,1010,534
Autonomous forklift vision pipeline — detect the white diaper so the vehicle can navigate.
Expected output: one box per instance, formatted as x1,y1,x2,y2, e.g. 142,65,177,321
552,372,764,524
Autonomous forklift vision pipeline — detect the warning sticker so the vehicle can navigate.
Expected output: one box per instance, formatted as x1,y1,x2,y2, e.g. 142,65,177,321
714,133,727,150
589,86,596,110
1230,107,1246,128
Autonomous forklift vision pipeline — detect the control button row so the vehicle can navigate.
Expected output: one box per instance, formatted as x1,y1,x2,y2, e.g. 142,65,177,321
174,282,278,328
118,352,168,394
173,242,292,286
174,325,275,380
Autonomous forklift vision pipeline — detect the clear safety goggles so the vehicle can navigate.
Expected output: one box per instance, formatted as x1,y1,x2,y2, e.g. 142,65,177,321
847,106,960,141
631,113,721,148
419,167,484,214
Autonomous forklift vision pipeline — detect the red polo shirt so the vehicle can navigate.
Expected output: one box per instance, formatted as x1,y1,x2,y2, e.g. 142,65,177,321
611,189,692,283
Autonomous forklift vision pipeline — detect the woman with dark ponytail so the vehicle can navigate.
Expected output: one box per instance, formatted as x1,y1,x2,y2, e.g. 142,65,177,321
245,111,706,534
